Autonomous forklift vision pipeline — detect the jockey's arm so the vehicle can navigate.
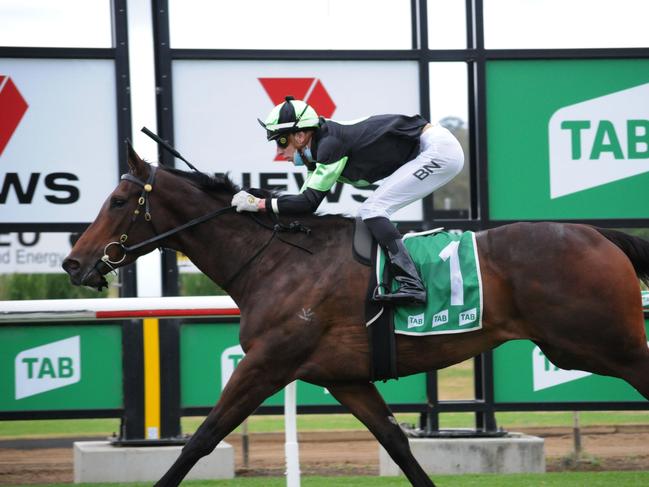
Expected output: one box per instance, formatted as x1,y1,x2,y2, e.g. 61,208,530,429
262,157,348,215
260,186,325,213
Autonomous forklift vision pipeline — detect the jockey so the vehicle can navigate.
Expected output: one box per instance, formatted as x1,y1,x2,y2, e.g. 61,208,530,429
232,96,464,306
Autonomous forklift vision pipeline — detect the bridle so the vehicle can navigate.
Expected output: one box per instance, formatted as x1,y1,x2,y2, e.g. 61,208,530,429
100,165,159,268
95,165,312,289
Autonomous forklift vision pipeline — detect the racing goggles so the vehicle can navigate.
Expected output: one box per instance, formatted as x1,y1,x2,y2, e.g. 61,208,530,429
275,134,290,149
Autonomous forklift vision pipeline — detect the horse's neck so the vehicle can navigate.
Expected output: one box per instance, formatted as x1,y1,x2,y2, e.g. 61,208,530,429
171,212,262,287
174,211,353,307
150,174,310,304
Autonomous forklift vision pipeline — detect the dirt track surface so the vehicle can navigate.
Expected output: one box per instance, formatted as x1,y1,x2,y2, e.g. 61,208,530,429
2,426,649,484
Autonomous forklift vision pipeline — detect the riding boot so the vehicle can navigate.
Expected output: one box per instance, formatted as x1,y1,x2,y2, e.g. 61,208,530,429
374,239,427,306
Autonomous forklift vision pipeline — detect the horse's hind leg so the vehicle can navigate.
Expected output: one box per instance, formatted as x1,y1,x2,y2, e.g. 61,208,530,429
154,352,289,486
536,314,649,401
327,382,435,487
620,352,649,400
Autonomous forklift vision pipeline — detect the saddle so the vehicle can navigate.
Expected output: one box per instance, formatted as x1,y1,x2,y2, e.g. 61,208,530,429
352,216,373,267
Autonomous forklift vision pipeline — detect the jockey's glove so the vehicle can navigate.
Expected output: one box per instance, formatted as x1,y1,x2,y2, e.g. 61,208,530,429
231,190,261,212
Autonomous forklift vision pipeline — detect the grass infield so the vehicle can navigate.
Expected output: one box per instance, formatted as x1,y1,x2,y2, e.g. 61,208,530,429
10,472,649,487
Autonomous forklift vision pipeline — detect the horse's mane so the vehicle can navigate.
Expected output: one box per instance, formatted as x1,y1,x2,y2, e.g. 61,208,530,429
161,166,353,226
162,166,241,195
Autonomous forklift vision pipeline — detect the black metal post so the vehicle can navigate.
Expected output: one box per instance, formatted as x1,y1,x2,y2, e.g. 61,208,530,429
416,0,435,229
480,351,498,431
151,0,182,439
121,319,145,439
113,0,138,301
424,370,440,433
110,0,143,440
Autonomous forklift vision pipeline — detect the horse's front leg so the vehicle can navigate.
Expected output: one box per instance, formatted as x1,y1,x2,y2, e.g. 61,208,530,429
155,349,291,487
327,382,435,487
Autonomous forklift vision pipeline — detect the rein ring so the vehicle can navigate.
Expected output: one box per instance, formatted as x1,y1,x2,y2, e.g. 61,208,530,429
102,241,127,265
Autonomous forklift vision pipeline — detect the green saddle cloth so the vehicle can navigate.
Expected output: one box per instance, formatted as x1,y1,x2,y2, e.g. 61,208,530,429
376,230,484,335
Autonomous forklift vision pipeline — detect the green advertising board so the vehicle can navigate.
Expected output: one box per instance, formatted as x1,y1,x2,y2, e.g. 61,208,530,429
487,59,649,220
180,323,427,408
0,325,123,411
493,318,649,403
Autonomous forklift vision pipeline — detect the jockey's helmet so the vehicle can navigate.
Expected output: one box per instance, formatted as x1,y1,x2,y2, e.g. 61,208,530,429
258,96,320,142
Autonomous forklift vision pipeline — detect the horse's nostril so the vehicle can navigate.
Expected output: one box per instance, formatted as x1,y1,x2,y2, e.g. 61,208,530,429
62,258,80,274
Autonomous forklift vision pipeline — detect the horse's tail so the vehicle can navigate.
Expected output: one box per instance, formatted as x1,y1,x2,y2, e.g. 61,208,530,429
596,227,649,286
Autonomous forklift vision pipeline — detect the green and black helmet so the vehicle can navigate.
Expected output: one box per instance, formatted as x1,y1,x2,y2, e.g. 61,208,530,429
258,96,320,143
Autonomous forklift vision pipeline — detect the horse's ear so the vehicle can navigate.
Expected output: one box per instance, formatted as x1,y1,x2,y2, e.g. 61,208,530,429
125,139,146,175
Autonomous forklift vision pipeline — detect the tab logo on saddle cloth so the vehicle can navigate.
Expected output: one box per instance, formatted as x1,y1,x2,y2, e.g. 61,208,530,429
377,230,484,336
407,312,424,328
548,82,649,199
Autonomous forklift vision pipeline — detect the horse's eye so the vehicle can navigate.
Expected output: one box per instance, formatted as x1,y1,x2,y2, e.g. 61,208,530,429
111,198,127,209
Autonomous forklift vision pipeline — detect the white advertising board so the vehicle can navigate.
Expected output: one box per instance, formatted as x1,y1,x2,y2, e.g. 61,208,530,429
172,60,422,221
0,232,75,274
0,59,119,224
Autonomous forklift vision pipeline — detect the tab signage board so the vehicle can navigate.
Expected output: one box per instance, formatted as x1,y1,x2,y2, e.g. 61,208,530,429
487,59,649,220
0,325,123,411
172,60,423,220
0,59,119,225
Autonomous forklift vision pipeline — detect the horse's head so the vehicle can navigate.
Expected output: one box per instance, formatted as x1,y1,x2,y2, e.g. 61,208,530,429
62,143,165,290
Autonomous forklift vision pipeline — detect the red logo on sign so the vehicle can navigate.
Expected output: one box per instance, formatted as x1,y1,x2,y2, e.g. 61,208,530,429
258,78,336,160
0,76,28,157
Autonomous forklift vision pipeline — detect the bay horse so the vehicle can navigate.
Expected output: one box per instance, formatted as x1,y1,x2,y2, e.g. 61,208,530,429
63,145,649,487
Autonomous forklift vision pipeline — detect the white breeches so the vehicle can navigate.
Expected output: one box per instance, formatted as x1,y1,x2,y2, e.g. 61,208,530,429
358,124,464,220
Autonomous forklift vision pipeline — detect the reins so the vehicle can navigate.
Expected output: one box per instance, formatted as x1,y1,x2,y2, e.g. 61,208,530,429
221,212,313,289
221,214,313,289
122,204,238,254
